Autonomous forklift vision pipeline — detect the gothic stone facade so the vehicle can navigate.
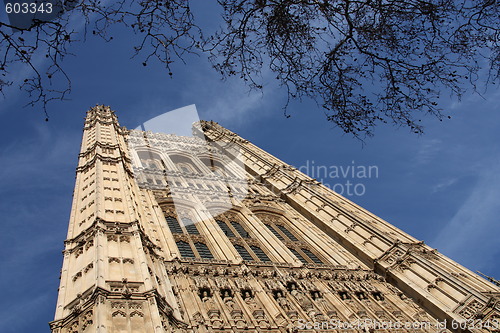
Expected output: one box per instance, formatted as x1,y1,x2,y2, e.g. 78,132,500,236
50,106,500,332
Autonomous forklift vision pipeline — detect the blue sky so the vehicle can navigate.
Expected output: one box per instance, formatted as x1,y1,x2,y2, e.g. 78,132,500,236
0,4,499,332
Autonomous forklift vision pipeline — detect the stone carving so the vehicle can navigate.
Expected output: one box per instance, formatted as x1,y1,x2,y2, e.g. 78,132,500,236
274,290,291,311
130,310,144,317
459,299,484,319
83,262,93,273
265,279,283,291
289,285,315,316
72,272,82,282
111,301,126,309
81,310,93,331
230,309,247,328
385,249,405,265
68,320,79,333
283,178,302,194
243,290,258,309
112,310,126,317
74,247,83,258
222,289,236,309
207,309,224,329
200,289,212,303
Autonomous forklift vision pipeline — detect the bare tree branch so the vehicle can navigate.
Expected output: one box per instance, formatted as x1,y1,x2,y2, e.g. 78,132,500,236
207,0,499,137
0,0,498,136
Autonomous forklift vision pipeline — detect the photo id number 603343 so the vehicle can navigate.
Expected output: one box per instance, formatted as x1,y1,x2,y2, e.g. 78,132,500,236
5,2,53,14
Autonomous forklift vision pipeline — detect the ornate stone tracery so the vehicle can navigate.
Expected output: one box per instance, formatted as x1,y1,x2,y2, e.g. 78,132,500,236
50,106,500,333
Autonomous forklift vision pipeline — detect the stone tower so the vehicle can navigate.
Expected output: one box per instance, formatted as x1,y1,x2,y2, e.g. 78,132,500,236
50,105,500,332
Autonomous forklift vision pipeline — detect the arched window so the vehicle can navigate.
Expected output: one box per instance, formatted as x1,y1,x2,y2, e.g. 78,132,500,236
216,220,236,237
211,165,226,177
137,150,165,170
182,217,199,235
169,154,201,174
234,244,253,261
178,163,194,174
166,216,183,234
230,221,250,238
276,225,299,241
200,157,234,178
194,242,214,259
301,248,323,264
265,224,285,241
177,241,195,258
289,248,308,264
250,245,271,262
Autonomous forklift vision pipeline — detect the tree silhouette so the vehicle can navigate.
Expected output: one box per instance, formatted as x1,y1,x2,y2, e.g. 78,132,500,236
1,0,498,136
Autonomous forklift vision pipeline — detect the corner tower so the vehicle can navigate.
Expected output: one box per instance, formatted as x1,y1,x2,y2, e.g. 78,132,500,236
51,106,500,332
50,106,182,332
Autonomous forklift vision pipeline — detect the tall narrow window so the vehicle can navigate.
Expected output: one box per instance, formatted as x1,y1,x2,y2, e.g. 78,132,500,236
217,220,235,237
277,225,299,241
212,166,226,177
234,244,253,261
250,245,271,262
231,221,249,238
265,224,284,240
177,241,195,258
301,248,323,264
289,248,308,264
194,242,214,259
182,218,200,235
166,216,183,234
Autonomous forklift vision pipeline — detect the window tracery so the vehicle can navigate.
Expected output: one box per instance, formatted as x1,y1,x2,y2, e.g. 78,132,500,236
264,223,284,241
182,217,200,235
230,221,249,238
163,207,214,260
215,213,274,263
256,212,325,265
289,248,308,264
137,150,165,170
169,154,201,174
194,242,214,259
216,220,236,237
165,216,182,234
200,157,234,178
176,241,195,258
250,245,271,262
234,244,253,261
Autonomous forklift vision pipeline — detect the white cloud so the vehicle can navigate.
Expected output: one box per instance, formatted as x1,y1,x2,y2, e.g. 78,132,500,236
431,158,500,272
203,86,268,127
431,177,458,193
0,292,51,332
412,138,442,166
0,123,78,191
179,57,280,129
